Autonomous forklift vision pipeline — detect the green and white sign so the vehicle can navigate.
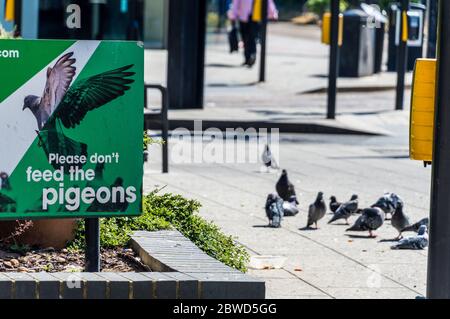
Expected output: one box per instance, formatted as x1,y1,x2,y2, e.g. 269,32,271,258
0,40,144,220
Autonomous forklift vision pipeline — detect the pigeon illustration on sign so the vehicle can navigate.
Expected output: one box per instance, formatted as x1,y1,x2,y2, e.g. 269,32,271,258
0,172,16,213
22,52,135,170
22,53,77,130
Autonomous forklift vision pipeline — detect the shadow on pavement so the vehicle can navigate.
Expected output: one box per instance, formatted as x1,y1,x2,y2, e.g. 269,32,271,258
207,82,259,88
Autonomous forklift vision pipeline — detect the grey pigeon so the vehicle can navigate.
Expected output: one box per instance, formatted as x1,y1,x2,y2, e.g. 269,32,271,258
307,192,326,229
401,217,429,234
371,192,403,219
276,170,297,202
329,196,341,214
328,194,358,225
23,53,77,130
283,195,299,216
391,225,428,250
265,193,283,228
262,144,278,170
346,207,385,238
391,201,411,239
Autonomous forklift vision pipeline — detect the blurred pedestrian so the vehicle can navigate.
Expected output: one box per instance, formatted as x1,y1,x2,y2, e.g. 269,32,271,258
217,0,232,32
228,0,278,67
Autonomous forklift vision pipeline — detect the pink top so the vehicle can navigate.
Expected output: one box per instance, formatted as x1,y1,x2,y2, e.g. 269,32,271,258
228,0,278,22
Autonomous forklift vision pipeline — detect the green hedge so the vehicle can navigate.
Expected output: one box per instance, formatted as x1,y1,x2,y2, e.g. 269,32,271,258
69,192,249,272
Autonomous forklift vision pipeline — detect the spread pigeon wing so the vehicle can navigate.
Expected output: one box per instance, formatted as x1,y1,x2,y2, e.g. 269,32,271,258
55,65,135,129
41,52,77,114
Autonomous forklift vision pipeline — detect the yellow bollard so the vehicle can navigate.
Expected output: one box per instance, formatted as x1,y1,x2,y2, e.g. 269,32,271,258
402,10,409,43
321,12,344,46
409,58,437,163
4,0,15,22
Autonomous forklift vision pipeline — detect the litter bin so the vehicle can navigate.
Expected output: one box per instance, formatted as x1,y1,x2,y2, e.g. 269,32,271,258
360,3,388,73
339,9,376,77
387,2,426,72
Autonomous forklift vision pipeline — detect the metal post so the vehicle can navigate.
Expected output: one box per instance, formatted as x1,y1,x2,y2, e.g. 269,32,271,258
427,0,450,299
91,1,101,40
161,87,169,174
167,0,207,109
395,0,409,110
327,0,340,120
13,0,22,37
259,0,268,82
427,0,438,58
85,218,100,272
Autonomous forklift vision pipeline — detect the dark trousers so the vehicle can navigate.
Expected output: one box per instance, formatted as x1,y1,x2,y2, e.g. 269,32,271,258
239,20,259,63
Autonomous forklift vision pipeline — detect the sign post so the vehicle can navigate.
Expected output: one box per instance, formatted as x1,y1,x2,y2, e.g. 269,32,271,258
85,218,100,272
395,0,409,110
427,0,450,299
0,40,144,271
427,0,438,58
259,0,269,83
327,0,340,119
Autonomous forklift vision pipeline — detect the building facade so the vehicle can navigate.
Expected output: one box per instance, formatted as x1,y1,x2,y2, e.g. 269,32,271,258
1,0,168,47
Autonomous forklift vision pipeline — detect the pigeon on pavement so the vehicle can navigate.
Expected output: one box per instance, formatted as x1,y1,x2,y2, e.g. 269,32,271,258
265,193,284,228
391,225,428,250
346,207,385,238
276,170,297,202
328,194,359,225
283,195,299,216
261,145,278,171
329,196,341,214
371,193,403,219
307,192,326,229
391,201,411,239
401,217,429,234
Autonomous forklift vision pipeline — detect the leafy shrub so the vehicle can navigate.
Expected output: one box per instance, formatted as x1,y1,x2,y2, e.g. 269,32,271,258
144,192,250,272
69,192,250,272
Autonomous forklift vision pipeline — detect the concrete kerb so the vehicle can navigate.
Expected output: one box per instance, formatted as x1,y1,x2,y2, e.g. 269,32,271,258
0,230,265,299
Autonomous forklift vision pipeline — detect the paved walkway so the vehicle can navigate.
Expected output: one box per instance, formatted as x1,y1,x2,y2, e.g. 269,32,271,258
144,119,429,298
145,23,412,135
143,23,428,299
